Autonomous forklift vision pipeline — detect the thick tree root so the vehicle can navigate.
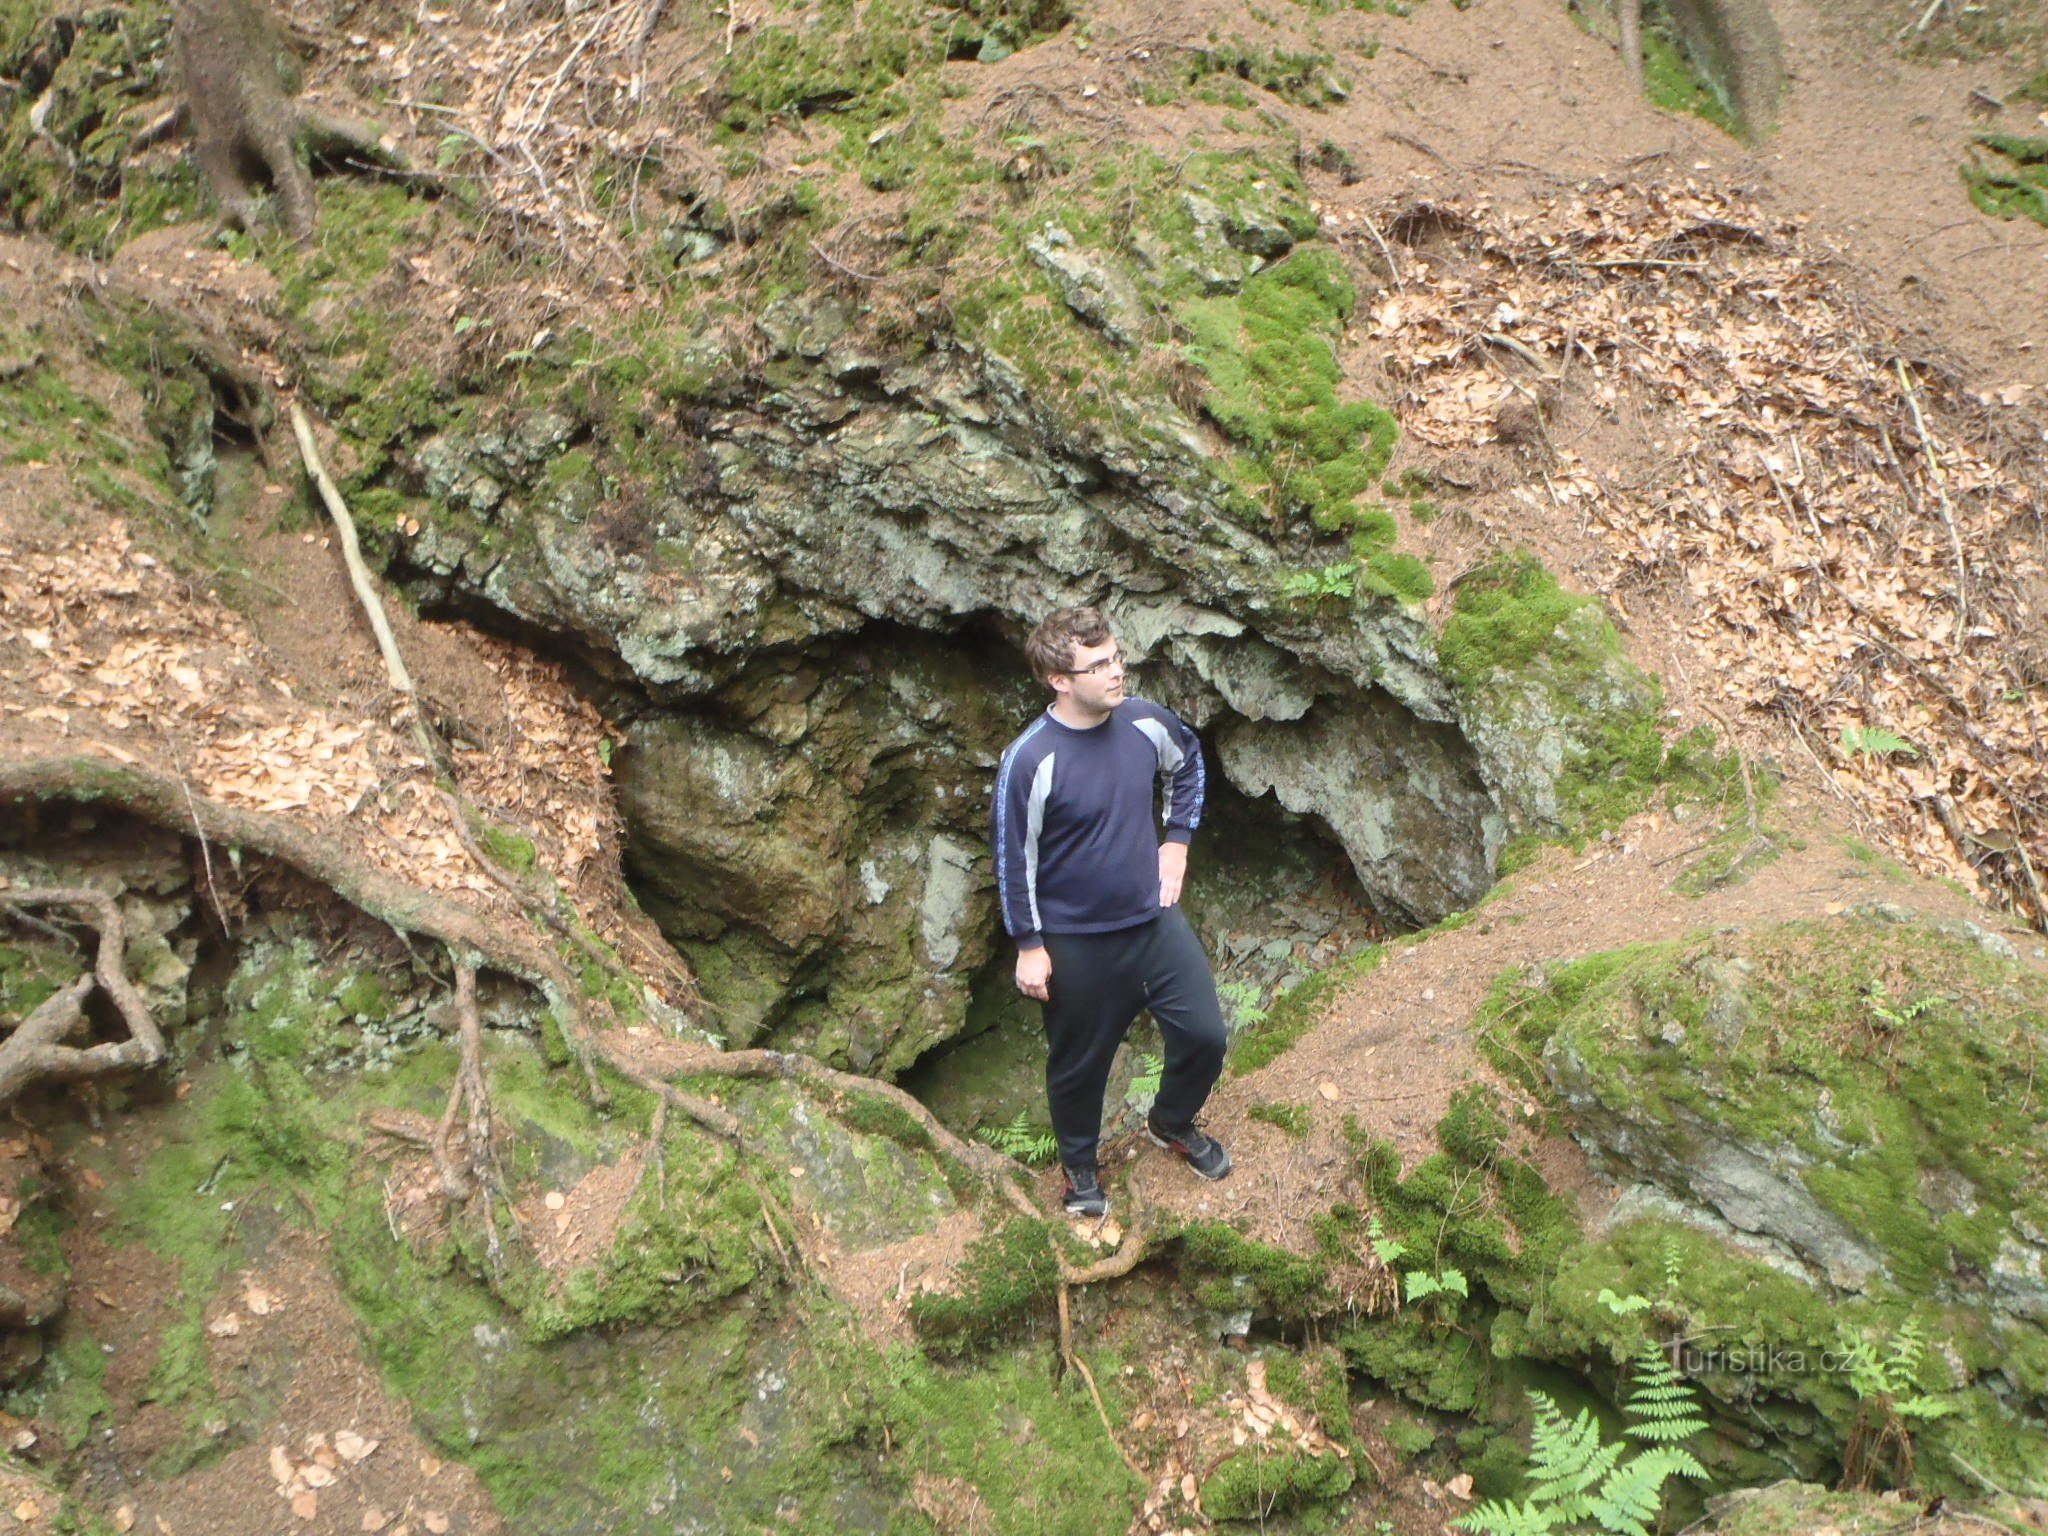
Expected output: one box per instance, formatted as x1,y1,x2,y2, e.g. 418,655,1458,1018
174,0,405,238
0,755,604,1101
0,886,167,1105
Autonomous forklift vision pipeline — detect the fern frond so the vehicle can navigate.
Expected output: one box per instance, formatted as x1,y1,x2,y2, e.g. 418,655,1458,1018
1590,1446,1707,1536
1525,1395,1625,1516
1451,1499,1561,1536
1625,1342,1709,1442
1597,1287,1651,1316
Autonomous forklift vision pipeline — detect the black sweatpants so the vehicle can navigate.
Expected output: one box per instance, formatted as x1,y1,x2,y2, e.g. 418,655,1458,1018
1040,906,1228,1173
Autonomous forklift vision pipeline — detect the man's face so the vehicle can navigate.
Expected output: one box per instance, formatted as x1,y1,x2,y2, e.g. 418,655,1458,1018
1053,635,1125,713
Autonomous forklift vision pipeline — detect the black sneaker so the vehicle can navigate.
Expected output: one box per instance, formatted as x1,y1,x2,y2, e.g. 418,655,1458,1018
1061,1166,1109,1218
1147,1118,1232,1181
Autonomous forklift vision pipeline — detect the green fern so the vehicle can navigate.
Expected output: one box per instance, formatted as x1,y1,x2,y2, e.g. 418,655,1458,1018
1845,1317,1954,1422
1367,1214,1406,1267
1279,561,1356,607
1126,1051,1164,1106
1625,1342,1710,1444
1597,1288,1650,1317
1454,1350,1708,1536
1840,724,1917,759
975,1111,1059,1166
1523,1396,1626,1520
1455,1500,1562,1536
1405,1267,1470,1304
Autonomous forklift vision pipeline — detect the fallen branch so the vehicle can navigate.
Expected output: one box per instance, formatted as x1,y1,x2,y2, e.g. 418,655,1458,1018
1892,360,1971,649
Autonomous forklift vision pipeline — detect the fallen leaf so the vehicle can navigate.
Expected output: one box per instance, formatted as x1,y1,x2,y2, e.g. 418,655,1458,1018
115,1506,136,1532
1179,1472,1198,1502
291,1490,319,1520
361,1514,389,1534
1447,1473,1475,1500
419,1455,442,1476
1317,1082,1339,1101
270,1444,296,1485
14,1500,41,1521
422,1515,450,1535
335,1429,379,1463
208,1314,242,1337
302,1463,337,1489
244,1283,277,1315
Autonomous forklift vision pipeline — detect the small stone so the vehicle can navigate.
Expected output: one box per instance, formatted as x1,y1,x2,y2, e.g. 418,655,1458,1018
543,1191,566,1211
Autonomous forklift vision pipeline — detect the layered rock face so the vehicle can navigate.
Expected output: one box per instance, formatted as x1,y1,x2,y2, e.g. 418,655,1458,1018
382,284,1699,1071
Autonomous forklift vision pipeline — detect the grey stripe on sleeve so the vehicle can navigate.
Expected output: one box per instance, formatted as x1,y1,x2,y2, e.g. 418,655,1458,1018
1025,752,1055,932
1131,717,1183,822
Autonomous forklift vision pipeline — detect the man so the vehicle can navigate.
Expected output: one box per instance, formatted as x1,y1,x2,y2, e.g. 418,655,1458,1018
991,606,1231,1219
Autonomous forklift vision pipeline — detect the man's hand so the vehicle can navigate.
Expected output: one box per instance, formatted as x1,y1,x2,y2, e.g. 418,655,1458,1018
1016,945,1052,1001
1159,841,1188,907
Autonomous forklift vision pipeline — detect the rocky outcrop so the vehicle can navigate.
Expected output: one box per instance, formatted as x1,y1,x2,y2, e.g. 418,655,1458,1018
397,289,1534,1065
1526,910,2048,1390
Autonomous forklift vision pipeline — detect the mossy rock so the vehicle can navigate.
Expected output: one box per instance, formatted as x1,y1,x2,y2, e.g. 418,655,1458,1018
1441,552,1725,839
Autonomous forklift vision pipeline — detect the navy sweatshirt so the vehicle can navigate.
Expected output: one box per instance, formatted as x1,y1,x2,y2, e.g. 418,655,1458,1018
991,697,1207,950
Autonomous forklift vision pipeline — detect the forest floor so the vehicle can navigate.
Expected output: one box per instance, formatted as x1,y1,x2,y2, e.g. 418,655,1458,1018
4,0,2048,1532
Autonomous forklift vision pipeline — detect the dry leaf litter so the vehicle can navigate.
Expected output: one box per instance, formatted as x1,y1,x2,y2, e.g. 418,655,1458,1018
1,522,617,921
1328,183,2048,928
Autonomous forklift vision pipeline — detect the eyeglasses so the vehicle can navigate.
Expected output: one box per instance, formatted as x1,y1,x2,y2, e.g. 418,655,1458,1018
1062,649,1125,677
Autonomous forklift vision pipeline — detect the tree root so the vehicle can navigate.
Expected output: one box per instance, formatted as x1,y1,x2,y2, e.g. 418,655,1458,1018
0,756,605,1102
0,886,167,1105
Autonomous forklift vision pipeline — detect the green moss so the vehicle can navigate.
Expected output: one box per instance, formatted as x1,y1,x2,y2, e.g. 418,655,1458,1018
1362,549,1434,602
0,0,188,253
0,939,83,1018
39,1326,113,1450
1176,1221,1330,1318
1339,1310,1486,1412
909,1216,1060,1351
523,1127,771,1339
1671,762,1785,895
836,1091,937,1152
1640,22,1739,138
1441,552,1730,840
1437,554,1589,685
1964,134,2048,227
1248,1102,1312,1139
1182,247,1399,534
1203,1440,1355,1520
1231,944,1384,1076
876,1341,1144,1531
475,820,539,875
1381,1409,1437,1458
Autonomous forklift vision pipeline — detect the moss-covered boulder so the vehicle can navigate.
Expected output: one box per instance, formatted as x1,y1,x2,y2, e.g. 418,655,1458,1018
1459,908,2048,1493
1439,554,1679,841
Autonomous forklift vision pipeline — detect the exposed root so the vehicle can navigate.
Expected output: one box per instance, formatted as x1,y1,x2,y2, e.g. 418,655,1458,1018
0,756,604,1101
0,885,167,1105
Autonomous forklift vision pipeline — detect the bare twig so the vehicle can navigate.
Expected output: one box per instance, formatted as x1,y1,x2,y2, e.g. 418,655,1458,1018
1893,359,1970,648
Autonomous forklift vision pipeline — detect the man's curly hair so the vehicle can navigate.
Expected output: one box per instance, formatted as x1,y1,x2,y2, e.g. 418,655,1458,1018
1024,606,1113,687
